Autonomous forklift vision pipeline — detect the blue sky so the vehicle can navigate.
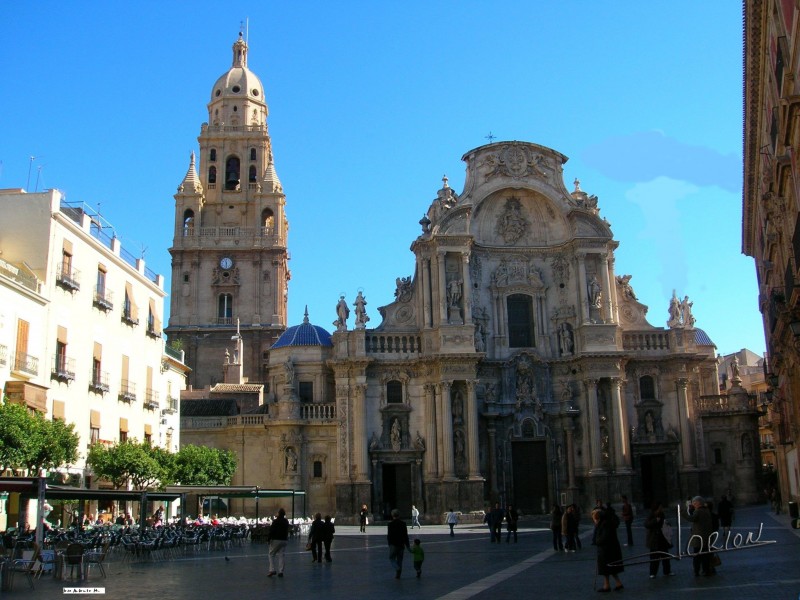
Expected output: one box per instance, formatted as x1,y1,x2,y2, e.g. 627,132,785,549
0,1,762,357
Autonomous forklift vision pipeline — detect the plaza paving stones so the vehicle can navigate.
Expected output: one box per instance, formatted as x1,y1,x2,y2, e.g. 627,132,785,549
18,504,800,599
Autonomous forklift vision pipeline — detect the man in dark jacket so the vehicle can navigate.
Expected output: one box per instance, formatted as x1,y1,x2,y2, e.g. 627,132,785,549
682,496,713,576
267,508,289,577
387,509,411,579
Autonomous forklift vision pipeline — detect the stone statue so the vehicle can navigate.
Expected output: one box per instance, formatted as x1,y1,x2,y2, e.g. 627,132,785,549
454,430,465,457
730,355,741,381
667,291,681,328
334,295,349,331
225,348,230,364
616,274,637,300
559,322,574,356
414,431,425,451
354,291,369,328
284,357,295,385
285,447,297,472
645,411,655,435
561,383,572,404
474,321,486,352
588,276,602,308
681,295,695,328
390,418,402,452
369,432,381,451
447,277,462,307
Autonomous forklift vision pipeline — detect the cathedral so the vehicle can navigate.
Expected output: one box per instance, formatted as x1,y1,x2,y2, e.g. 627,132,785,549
173,34,760,521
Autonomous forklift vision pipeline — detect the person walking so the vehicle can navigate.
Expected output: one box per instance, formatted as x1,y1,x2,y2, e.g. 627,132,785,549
411,538,425,578
387,509,411,579
717,495,734,538
593,507,624,592
621,495,634,546
550,504,564,551
359,504,369,533
490,503,504,543
322,515,335,562
643,503,672,578
682,495,713,577
446,508,458,536
411,505,421,529
505,504,519,543
308,513,324,563
267,508,289,578
563,505,578,552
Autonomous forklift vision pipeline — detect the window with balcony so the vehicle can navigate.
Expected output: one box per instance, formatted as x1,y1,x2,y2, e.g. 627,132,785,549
52,339,75,383
144,388,159,410
57,246,80,292
90,345,109,394
119,379,136,403
90,427,100,445
122,284,138,326
94,267,113,311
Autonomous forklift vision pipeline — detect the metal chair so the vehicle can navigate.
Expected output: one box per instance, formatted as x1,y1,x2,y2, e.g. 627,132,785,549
61,543,85,581
84,542,109,580
8,542,40,590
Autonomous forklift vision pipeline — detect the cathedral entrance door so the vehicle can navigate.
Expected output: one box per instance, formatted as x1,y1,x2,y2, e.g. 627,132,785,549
511,441,548,514
382,464,412,520
640,454,667,509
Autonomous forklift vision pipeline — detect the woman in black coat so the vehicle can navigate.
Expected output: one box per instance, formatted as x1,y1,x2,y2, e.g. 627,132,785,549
593,508,624,592
550,504,564,551
643,503,672,577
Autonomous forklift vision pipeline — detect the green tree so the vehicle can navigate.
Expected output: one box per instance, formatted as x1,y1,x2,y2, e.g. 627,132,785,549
0,400,79,472
87,440,166,490
172,444,237,485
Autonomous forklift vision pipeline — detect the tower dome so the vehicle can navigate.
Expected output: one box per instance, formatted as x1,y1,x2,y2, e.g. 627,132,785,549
271,308,332,349
210,32,266,104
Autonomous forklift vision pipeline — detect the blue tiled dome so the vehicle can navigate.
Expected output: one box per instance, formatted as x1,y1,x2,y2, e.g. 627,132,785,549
272,308,332,349
694,328,715,347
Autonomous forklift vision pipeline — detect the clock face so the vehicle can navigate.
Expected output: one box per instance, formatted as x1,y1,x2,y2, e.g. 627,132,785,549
220,257,233,270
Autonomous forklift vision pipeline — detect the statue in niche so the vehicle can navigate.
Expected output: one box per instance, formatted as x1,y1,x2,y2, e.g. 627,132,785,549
474,321,486,352
559,322,574,356
588,276,602,308
454,430,465,458
284,357,295,385
561,383,572,404
447,277,462,308
334,295,349,331
390,418,402,452
354,291,369,328
225,348,231,364
414,431,425,451
492,261,509,286
645,411,655,435
484,383,497,404
285,447,297,472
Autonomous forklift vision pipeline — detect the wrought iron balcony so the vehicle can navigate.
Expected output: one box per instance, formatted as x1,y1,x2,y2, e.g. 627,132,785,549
93,287,114,311
162,395,179,415
143,389,160,410
121,311,139,327
89,371,110,394
12,351,39,376
56,263,80,292
146,325,162,339
118,380,137,403
51,354,76,382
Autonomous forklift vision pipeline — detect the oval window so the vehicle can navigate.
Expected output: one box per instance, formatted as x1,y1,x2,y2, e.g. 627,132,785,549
232,85,241,93
252,89,259,96
215,89,221,97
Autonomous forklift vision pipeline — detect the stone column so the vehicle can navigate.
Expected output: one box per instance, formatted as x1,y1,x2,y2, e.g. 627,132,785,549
335,382,351,481
438,381,456,479
465,380,481,479
584,378,604,473
599,253,614,323
487,420,498,497
576,253,590,324
676,378,692,467
564,419,577,490
461,253,472,323
353,383,368,481
424,383,438,477
437,252,447,324
607,255,619,324
610,377,631,472
416,255,426,329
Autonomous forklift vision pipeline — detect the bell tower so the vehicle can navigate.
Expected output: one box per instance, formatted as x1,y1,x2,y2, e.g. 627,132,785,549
166,32,289,388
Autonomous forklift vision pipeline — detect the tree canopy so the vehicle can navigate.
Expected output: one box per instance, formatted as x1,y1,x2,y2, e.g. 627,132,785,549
0,400,79,473
171,444,236,486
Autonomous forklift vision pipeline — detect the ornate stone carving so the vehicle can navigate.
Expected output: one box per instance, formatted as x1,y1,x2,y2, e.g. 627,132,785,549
495,197,529,244
394,276,413,302
615,274,637,300
491,258,546,290
483,143,549,181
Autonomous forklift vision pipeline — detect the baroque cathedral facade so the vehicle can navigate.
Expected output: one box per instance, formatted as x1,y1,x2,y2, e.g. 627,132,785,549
173,34,759,521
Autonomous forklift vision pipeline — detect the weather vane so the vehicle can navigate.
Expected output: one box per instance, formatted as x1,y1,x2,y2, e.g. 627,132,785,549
485,131,496,144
